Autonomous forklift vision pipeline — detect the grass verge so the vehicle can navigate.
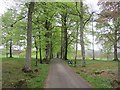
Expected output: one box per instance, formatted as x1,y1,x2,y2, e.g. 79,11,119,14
67,59,118,88
2,57,49,88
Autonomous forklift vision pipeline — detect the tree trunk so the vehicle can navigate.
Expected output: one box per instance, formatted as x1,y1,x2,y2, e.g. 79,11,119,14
64,27,68,60
61,12,68,60
80,1,86,67
6,41,9,58
75,21,79,66
39,47,42,63
61,27,63,59
34,37,38,60
61,15,64,59
113,29,118,61
39,31,42,64
36,48,38,60
34,37,38,66
49,30,53,59
92,16,95,60
44,20,51,61
113,44,118,61
36,47,38,66
45,21,49,61
113,2,120,61
23,2,34,72
107,51,109,60
57,52,59,58
9,39,12,58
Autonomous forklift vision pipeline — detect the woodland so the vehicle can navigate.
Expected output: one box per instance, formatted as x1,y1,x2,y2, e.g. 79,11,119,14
1,0,120,88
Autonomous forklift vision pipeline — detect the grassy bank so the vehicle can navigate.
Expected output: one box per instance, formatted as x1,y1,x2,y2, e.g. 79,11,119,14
67,59,118,88
2,57,49,88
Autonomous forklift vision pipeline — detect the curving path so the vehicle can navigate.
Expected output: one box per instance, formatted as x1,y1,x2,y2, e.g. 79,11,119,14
45,58,91,88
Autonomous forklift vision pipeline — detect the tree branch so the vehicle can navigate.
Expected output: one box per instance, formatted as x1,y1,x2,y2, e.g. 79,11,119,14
117,46,120,49
11,15,26,27
75,2,81,17
68,38,74,45
83,12,94,28
117,36,120,41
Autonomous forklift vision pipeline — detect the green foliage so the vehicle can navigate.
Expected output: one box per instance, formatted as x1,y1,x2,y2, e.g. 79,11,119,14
96,2,120,59
1,2,93,60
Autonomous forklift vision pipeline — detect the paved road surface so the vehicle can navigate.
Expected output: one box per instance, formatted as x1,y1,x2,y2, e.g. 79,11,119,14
45,58,91,88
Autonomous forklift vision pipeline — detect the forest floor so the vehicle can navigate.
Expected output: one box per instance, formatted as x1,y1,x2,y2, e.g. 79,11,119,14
2,58,49,88
67,59,119,88
45,58,91,88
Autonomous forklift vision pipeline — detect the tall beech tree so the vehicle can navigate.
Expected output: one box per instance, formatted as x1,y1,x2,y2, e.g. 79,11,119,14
61,12,68,60
1,8,25,58
74,21,79,66
39,31,42,63
75,1,93,66
1,9,14,58
91,15,95,60
97,1,120,61
23,2,34,72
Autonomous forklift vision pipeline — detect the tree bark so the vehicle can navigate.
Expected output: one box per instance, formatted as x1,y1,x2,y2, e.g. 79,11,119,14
45,21,49,61
34,37,38,66
39,31,42,64
61,12,68,60
80,1,86,67
34,37,38,60
9,39,12,58
61,25,64,59
44,20,51,61
113,2,119,61
92,16,95,60
6,41,9,58
23,2,34,72
107,51,109,60
75,21,79,66
49,30,53,59
64,23,68,60
113,29,118,61
39,47,42,63
61,14,65,59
